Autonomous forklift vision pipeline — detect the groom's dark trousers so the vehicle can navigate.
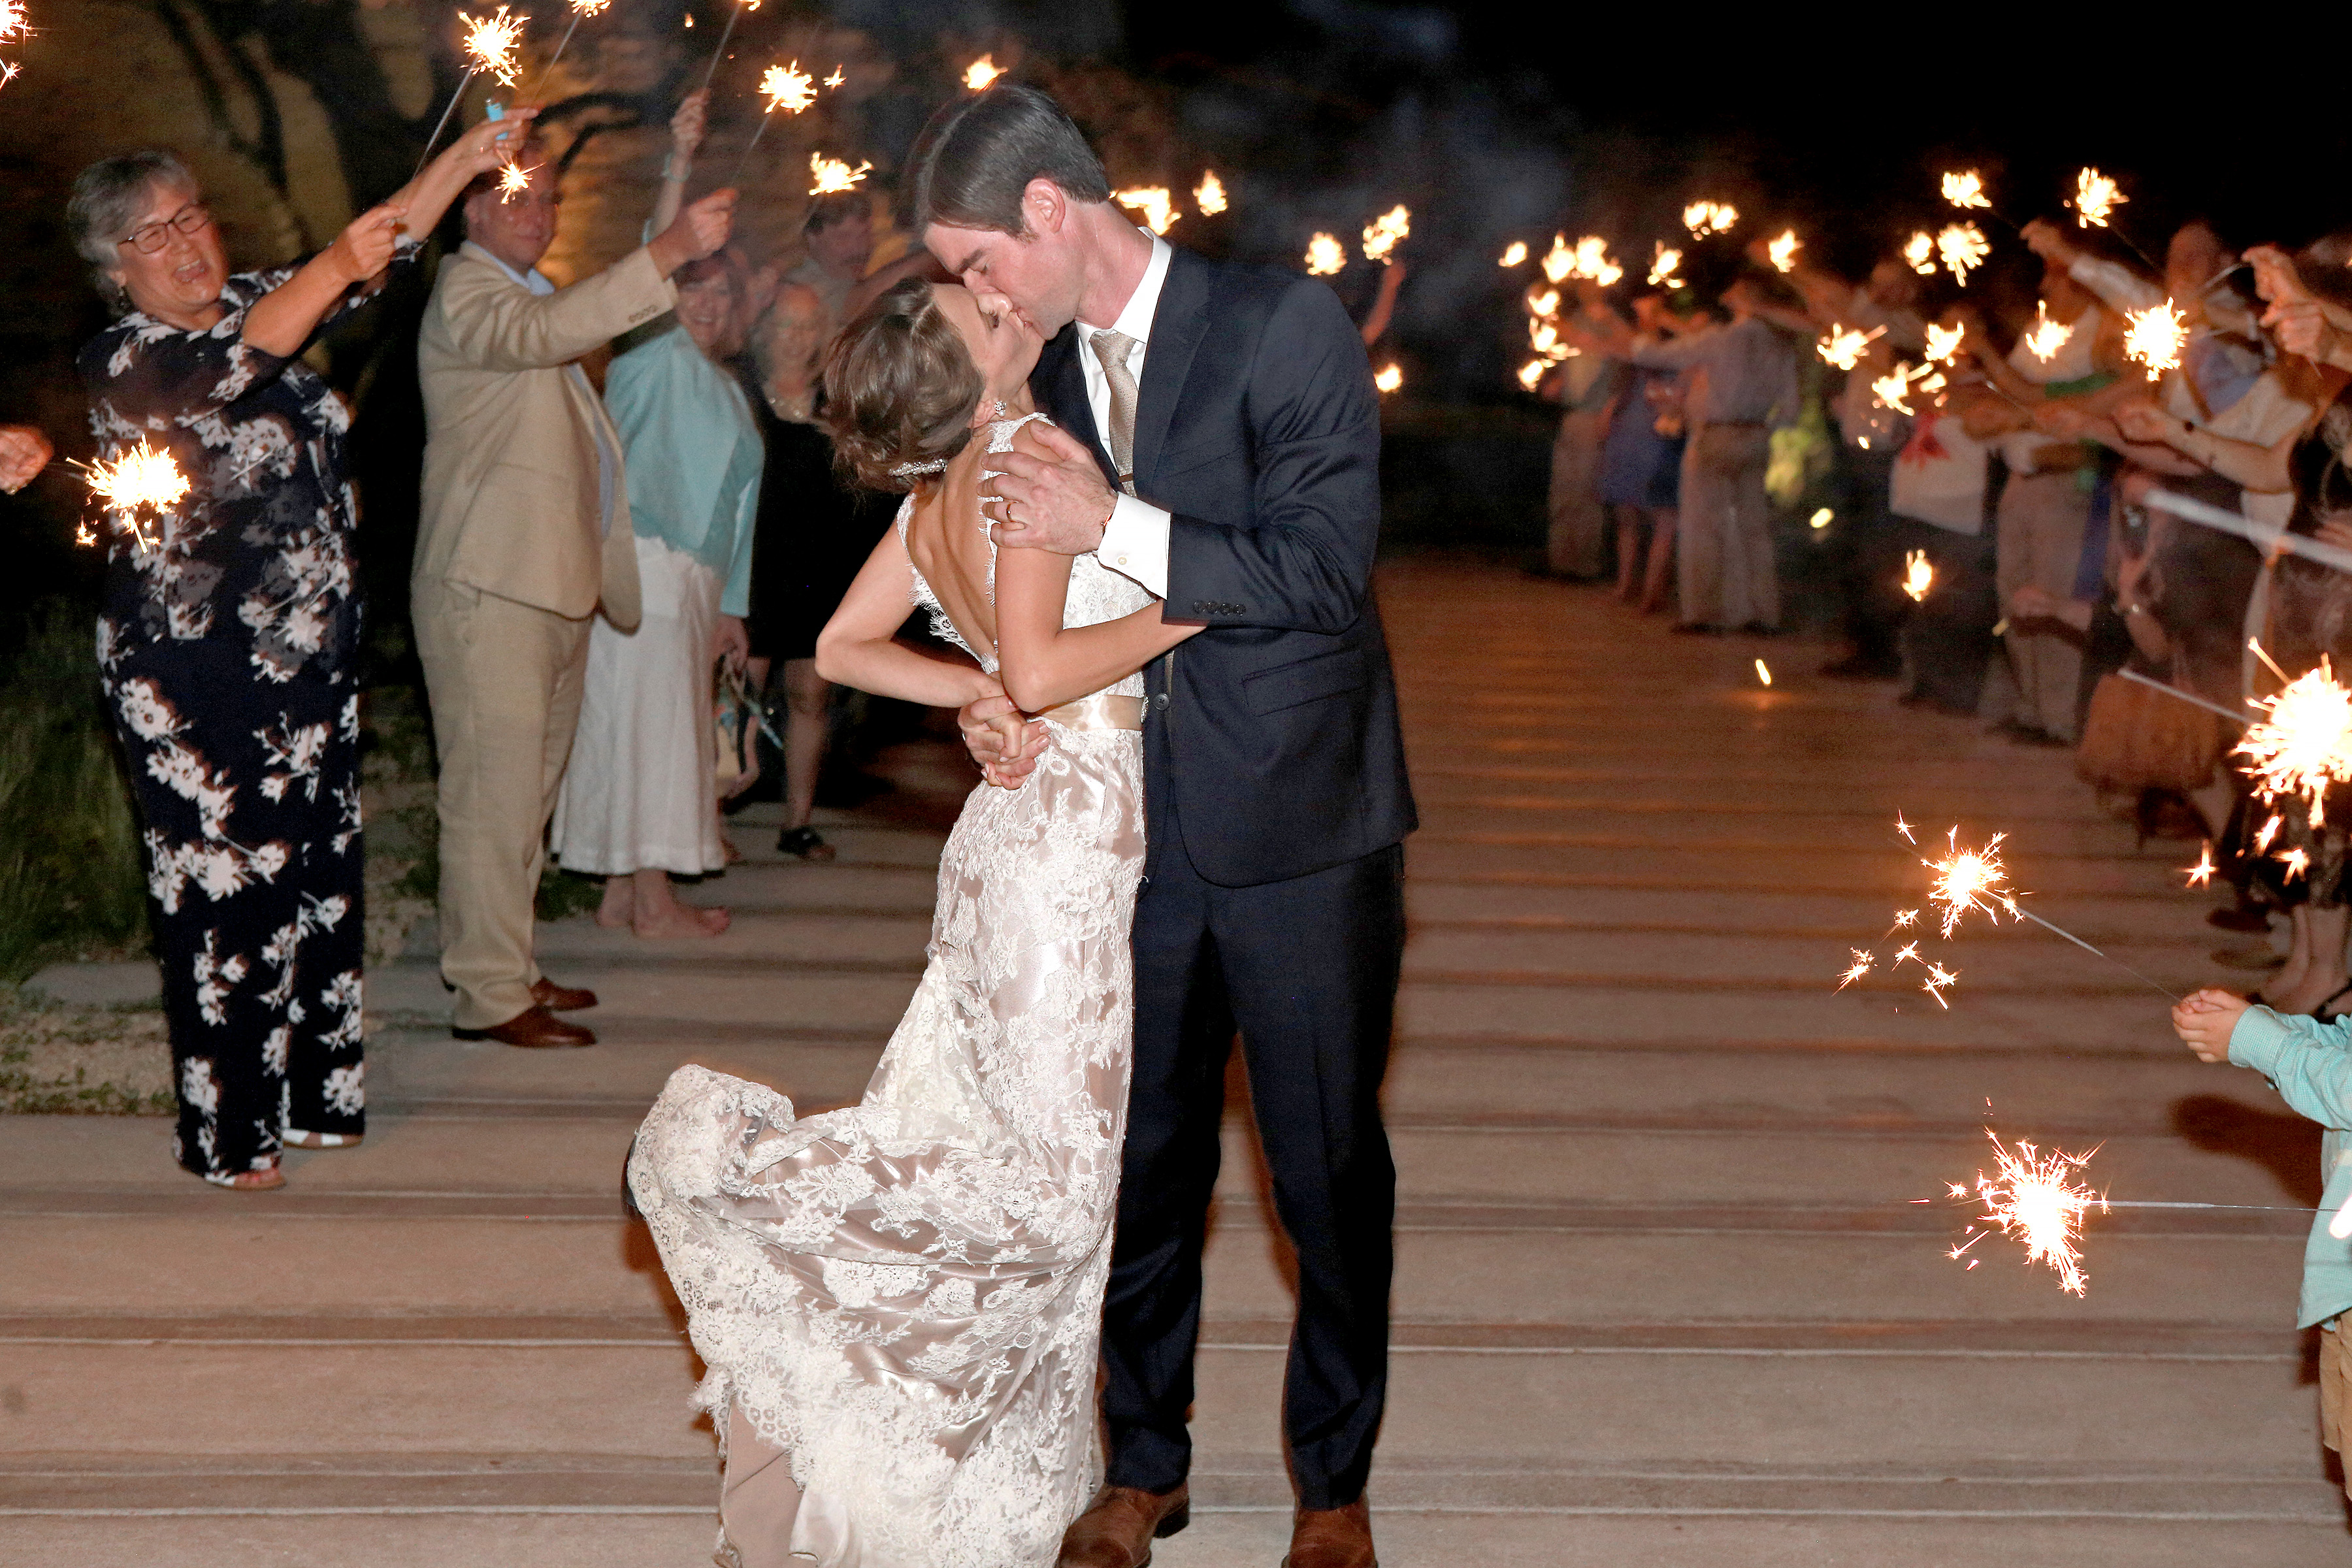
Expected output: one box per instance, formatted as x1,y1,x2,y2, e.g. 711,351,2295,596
1035,244,1417,1511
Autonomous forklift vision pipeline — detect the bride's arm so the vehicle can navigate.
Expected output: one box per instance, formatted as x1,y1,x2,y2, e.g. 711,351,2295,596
815,523,1005,708
995,544,1201,713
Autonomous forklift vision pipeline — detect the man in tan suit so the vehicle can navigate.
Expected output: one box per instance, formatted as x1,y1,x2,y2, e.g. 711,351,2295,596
414,158,735,1047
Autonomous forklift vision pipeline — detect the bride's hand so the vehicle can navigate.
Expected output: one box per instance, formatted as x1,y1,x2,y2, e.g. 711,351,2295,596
960,693,1047,789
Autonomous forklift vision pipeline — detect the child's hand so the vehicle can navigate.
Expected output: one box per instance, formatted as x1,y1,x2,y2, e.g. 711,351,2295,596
2172,987,2251,1063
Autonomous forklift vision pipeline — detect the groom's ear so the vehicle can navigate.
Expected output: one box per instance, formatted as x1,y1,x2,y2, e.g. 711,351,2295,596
1024,178,1068,237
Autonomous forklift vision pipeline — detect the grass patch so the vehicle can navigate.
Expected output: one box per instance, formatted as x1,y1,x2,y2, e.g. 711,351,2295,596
0,988,172,1115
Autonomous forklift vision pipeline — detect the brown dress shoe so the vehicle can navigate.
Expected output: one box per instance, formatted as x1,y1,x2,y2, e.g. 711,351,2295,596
531,977,598,1012
453,1004,596,1047
1283,1495,1375,1568
1057,1483,1188,1568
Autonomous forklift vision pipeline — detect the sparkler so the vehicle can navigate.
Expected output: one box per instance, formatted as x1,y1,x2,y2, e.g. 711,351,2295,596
1374,363,1403,395
1901,549,1933,602
730,61,824,183
2183,842,2216,888
2255,814,2283,852
1835,949,1874,990
417,6,531,175
1902,230,1936,276
2122,300,2189,380
1895,813,1916,843
2069,167,2125,229
495,157,537,203
1681,201,1738,238
1767,229,1800,273
1920,960,1957,1007
696,0,759,94
520,0,608,103
824,64,843,88
1646,242,1684,289
1115,188,1180,236
76,438,191,554
1194,171,1227,217
1941,170,1991,210
2281,846,2312,881
1540,235,1573,285
1362,204,1410,265
2020,300,2074,363
0,0,26,43
808,152,870,195
1893,941,1921,966
1754,659,1772,686
1817,323,1886,372
1515,360,1544,393
1526,286,1560,318
963,54,1003,91
1304,233,1346,277
1936,223,1991,286
2235,653,2352,826
1498,240,1527,269
1870,361,1944,417
1925,827,2011,938
1923,321,1965,366
1953,1130,2106,1296
1567,236,1622,287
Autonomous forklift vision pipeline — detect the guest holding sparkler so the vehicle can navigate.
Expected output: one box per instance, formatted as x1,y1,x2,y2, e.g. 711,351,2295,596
1541,273,1625,582
69,117,522,1188
413,132,738,1047
1597,291,1689,612
551,91,760,937
1891,308,2006,716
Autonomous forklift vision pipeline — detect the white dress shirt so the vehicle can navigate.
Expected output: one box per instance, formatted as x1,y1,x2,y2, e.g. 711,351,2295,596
1084,231,1175,597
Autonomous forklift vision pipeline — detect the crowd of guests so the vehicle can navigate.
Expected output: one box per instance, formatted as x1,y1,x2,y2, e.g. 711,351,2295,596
51,93,926,1188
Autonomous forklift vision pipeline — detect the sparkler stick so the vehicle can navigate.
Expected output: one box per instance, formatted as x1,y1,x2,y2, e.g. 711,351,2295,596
2117,666,2249,726
2142,487,2352,574
696,0,757,95
520,0,606,103
2003,905,2180,1000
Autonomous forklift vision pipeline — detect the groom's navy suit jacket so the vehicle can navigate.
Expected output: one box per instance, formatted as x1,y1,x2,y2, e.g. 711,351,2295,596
1031,245,1416,887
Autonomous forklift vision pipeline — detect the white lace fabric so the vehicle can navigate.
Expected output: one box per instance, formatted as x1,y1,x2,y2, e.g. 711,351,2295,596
630,416,1152,1567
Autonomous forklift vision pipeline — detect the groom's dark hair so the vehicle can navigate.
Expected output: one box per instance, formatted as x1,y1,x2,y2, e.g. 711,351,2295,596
907,84,1110,237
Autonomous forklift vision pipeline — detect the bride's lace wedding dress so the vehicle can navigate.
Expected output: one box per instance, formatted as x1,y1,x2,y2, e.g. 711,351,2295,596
630,415,1151,1568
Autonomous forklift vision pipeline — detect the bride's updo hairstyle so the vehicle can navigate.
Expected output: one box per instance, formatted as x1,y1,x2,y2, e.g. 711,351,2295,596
821,275,986,493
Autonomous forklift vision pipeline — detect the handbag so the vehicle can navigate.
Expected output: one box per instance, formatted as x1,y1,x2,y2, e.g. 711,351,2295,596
2074,666,2225,794
712,664,771,801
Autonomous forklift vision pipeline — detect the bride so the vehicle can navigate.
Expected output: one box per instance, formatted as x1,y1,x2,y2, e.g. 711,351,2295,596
627,274,1199,1568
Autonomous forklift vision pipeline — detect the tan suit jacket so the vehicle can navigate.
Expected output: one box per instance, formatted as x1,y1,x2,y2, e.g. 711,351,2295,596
414,241,677,628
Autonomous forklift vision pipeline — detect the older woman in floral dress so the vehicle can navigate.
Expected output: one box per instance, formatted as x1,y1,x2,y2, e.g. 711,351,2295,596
70,117,521,1189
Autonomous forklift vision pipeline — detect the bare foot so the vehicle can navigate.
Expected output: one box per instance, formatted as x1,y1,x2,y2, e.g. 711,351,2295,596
595,877,635,928
634,902,730,939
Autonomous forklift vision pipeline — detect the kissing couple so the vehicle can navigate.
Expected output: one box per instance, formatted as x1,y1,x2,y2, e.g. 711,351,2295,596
629,84,1416,1568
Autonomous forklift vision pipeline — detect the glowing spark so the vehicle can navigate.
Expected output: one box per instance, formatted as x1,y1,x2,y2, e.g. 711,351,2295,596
1515,359,1544,393
758,61,818,115
2123,300,2189,380
1194,171,1226,216
1957,1130,2104,1295
1818,323,1886,372
1895,813,1916,843
1836,949,1874,990
1903,230,1936,276
2070,167,2125,229
1754,659,1772,687
1305,233,1346,277
495,159,537,203
963,54,1003,91
1362,204,1410,265
2021,300,2074,363
1526,285,1561,318
2255,814,2283,852
1901,549,1934,602
2236,654,2352,826
808,153,870,195
1808,508,1832,531
1923,320,1965,365
1767,229,1800,273
568,0,610,13
1115,188,1180,236
1921,961,1957,1007
78,438,190,553
1568,236,1622,287
1941,169,1990,210
0,59,17,91
1682,200,1738,238
0,0,27,43
1924,828,2012,939
2281,846,2313,881
1892,909,1919,929
1647,242,1684,289
1893,942,1921,966
1871,361,1935,416
459,5,528,86
1937,223,1991,286
1540,235,1574,284
1374,363,1403,395
1499,240,1527,268
2183,843,2216,888
823,64,844,88
1526,317,1575,364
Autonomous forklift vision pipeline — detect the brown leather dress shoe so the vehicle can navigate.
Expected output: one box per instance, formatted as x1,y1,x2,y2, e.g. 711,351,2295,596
1057,1483,1188,1568
453,1004,596,1047
531,977,598,1012
1283,1495,1375,1568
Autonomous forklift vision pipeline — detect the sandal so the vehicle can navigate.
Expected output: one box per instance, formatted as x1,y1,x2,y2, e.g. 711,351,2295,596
777,825,837,862
204,1161,286,1192
283,1130,363,1150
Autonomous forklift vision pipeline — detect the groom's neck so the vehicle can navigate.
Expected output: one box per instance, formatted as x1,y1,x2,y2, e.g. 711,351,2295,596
1070,204,1156,330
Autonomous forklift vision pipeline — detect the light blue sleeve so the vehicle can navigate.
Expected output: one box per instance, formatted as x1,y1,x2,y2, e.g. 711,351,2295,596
722,444,757,619
2230,1005,2352,1131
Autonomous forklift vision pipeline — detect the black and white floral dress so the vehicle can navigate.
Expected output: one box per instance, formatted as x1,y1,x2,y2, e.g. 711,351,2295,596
80,246,412,1183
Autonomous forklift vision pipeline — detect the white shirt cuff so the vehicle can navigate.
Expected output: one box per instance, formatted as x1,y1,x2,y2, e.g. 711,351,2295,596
1099,494,1172,599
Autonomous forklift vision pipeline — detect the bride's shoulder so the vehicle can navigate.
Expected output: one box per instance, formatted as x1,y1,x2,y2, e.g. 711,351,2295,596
994,412,1056,456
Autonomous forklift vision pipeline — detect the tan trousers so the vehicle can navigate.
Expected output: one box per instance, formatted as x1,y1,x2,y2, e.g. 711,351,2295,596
2325,1323,2352,1500
1995,470,2091,742
1546,407,1609,578
1678,423,1777,630
412,578,593,1030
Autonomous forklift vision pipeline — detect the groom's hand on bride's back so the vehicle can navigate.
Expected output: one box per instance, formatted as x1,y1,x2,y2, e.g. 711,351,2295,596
960,694,1049,789
983,423,1117,556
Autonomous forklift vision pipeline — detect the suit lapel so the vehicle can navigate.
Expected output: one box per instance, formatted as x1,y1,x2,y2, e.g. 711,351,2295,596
1132,250,1210,487
1032,329,1119,491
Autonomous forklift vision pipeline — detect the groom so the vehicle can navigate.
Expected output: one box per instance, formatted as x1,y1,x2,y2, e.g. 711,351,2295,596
912,87,1416,1568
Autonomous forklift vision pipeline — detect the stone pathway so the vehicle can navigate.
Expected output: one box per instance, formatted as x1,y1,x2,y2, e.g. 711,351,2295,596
4,557,2344,1564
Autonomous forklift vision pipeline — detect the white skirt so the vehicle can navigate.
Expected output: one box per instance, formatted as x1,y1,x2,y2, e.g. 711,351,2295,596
552,535,725,877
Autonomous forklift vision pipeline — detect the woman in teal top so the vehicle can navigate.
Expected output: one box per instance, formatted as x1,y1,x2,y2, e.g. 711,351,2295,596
551,249,761,938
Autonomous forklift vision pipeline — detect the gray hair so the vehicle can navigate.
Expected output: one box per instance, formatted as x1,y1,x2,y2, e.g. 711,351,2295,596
68,150,198,314
906,84,1108,237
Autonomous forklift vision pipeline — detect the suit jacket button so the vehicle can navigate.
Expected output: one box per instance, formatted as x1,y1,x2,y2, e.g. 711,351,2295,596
1192,602,1210,614
1153,691,1169,710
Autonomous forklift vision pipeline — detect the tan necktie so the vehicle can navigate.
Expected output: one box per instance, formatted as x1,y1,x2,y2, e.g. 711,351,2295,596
1090,328,1140,495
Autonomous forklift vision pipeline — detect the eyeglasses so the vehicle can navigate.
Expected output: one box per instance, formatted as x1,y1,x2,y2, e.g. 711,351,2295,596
118,202,212,257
